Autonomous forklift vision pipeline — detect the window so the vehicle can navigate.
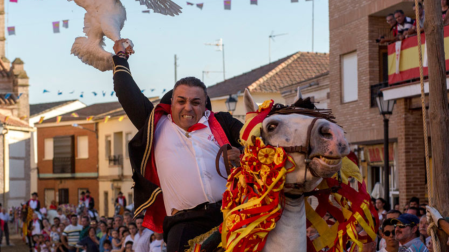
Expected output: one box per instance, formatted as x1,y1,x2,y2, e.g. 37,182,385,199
44,189,55,208
125,133,133,159
128,192,133,205
341,51,358,103
113,132,123,157
58,189,69,204
44,138,53,160
77,136,89,159
53,136,74,174
105,135,112,159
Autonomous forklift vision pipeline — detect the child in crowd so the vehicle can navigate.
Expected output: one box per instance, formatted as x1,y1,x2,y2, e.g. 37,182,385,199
111,229,122,250
124,241,133,252
49,224,62,252
103,239,113,252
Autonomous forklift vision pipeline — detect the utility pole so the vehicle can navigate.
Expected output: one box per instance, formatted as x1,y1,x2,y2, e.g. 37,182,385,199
269,32,288,63
423,0,449,250
174,54,178,83
305,0,315,52
205,39,226,81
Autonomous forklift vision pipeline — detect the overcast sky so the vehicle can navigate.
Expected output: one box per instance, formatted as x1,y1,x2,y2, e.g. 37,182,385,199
7,0,329,105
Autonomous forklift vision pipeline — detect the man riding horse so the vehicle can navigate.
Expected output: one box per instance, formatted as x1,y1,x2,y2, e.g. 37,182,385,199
112,40,243,252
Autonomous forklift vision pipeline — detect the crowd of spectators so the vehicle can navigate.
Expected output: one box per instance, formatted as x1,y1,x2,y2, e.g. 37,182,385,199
377,0,449,44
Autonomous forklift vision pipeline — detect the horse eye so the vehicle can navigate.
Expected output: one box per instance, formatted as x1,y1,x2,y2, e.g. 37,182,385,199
267,122,278,132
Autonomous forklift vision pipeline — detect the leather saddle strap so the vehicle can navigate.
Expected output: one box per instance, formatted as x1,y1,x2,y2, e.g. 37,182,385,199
216,144,232,179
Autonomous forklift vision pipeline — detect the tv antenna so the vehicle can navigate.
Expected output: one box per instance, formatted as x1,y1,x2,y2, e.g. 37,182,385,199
269,32,288,63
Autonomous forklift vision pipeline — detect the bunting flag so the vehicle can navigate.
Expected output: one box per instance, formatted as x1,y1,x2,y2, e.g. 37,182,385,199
4,116,9,123
43,90,50,93
20,115,27,120
7,27,15,36
251,0,257,4
111,91,115,96
80,92,84,98
141,89,145,93
69,90,75,94
38,116,45,124
291,0,298,2
52,21,60,33
92,92,97,96
162,89,166,93
86,116,94,121
102,91,106,97
142,10,150,13
104,116,111,123
187,2,194,5
118,116,125,122
4,93,11,99
62,20,69,28
10,0,18,3
58,91,63,95
71,113,79,118
56,116,62,123
196,3,203,9
224,0,231,10
150,89,155,92
17,93,23,99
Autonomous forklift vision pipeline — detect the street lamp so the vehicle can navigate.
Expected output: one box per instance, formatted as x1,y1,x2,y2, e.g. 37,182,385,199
376,90,395,208
225,95,238,114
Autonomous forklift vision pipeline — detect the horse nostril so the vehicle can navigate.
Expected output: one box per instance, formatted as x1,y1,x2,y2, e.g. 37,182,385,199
319,125,333,139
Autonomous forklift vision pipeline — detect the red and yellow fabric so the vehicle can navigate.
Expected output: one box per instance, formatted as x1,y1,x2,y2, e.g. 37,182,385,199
217,99,377,252
388,25,449,84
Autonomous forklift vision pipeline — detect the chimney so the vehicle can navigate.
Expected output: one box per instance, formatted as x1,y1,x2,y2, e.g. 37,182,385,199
12,58,29,120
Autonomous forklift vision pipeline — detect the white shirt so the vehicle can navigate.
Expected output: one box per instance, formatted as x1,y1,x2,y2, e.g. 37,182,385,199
0,212,10,221
154,112,227,216
124,234,134,246
32,219,42,235
133,228,153,252
150,239,164,252
29,199,38,209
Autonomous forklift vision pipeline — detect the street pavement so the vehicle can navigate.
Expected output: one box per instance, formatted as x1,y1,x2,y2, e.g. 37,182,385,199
0,234,31,252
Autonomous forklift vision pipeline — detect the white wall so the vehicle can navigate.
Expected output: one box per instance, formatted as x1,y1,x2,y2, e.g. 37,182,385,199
97,117,137,216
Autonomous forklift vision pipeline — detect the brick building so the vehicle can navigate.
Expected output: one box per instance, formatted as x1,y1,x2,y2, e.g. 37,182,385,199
328,0,430,208
36,102,122,208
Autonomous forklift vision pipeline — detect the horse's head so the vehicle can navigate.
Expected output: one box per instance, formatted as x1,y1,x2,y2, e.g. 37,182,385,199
243,90,349,195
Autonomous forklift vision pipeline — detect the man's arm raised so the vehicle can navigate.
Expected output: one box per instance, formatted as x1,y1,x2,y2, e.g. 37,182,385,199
113,39,154,129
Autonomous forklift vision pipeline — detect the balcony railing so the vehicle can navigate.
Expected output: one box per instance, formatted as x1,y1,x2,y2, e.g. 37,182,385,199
388,25,449,86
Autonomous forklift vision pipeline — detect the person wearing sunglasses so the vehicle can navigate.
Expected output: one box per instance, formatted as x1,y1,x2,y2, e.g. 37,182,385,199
393,214,428,252
379,218,399,252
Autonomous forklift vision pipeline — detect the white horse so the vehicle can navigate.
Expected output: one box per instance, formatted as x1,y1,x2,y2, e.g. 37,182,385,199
242,90,350,252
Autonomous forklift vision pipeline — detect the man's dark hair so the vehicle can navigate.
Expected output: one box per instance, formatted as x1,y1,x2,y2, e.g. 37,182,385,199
387,209,402,215
99,221,107,226
135,215,144,220
71,214,77,219
81,215,90,221
377,198,386,205
107,217,114,221
114,215,123,220
410,197,420,205
381,218,395,232
125,241,133,246
394,10,405,15
128,222,137,229
173,77,207,98
103,239,112,246
386,13,394,18
408,207,420,216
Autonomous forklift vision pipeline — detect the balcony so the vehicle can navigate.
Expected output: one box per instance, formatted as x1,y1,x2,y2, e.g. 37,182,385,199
383,26,449,101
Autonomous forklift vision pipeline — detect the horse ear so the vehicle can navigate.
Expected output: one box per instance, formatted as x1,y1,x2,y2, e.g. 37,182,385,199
244,89,258,113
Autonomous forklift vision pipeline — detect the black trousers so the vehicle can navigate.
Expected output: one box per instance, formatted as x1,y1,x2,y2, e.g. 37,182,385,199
0,222,9,245
163,204,222,252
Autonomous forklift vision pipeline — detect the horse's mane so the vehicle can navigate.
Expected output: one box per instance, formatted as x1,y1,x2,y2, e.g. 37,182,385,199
268,98,337,124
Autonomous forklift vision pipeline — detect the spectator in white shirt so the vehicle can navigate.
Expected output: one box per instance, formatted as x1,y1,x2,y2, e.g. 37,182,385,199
149,233,164,252
0,204,10,246
124,222,137,247
133,217,153,252
28,212,44,236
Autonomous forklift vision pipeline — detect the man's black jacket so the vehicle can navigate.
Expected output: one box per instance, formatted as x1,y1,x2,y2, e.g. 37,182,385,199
112,56,243,218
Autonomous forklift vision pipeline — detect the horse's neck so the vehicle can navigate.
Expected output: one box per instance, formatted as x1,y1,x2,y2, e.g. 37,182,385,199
262,196,307,252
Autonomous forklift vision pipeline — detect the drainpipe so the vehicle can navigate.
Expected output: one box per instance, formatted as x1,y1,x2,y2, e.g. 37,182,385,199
2,126,8,207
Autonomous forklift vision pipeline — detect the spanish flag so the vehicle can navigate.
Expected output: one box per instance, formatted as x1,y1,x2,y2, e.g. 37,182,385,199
71,113,79,118
56,116,62,123
38,116,45,124
86,116,93,121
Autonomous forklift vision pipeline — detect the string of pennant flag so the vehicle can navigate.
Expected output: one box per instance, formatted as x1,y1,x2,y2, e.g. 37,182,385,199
33,113,127,125
7,19,69,36
42,88,166,98
184,0,301,10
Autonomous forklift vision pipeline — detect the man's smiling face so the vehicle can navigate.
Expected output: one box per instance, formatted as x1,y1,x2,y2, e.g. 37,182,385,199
171,84,207,131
